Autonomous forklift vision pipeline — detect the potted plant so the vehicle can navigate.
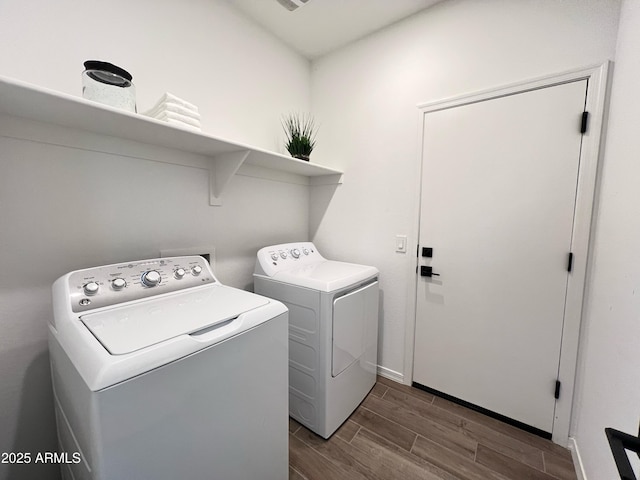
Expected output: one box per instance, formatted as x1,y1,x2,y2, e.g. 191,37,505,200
282,112,317,161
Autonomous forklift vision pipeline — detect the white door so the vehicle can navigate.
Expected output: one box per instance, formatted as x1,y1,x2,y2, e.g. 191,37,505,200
413,80,588,434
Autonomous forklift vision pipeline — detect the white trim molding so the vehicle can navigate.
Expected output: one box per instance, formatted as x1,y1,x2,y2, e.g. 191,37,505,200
377,365,404,384
404,62,612,445
569,436,588,480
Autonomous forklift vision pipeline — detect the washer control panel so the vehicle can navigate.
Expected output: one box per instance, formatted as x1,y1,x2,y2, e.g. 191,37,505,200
68,256,214,313
256,242,324,277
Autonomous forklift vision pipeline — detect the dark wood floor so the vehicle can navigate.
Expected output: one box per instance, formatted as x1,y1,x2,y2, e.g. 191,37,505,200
289,376,577,480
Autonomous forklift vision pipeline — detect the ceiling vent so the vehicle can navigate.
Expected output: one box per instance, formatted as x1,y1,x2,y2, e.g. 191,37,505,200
276,0,310,12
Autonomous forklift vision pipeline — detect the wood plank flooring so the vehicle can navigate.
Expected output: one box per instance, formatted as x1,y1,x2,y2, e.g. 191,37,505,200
289,376,577,480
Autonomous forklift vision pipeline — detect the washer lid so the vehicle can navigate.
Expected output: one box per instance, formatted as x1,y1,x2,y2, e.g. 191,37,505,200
81,285,269,355
272,260,378,292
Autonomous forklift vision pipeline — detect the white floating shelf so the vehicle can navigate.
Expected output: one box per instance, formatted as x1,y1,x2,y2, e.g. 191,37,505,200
0,75,343,205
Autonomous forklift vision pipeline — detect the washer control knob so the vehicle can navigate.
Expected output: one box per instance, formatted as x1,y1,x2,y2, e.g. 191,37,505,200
191,265,203,276
174,268,186,279
112,278,126,290
280,251,288,259
141,270,161,287
303,248,310,255
83,282,100,296
291,248,301,259
270,253,279,261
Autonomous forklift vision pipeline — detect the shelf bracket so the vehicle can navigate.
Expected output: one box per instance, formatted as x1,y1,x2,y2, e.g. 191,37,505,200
209,150,251,206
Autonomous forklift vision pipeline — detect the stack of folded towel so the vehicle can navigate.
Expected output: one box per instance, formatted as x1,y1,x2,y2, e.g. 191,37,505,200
143,92,201,131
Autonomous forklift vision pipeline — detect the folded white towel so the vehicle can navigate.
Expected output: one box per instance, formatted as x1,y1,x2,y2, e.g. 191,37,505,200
163,92,198,112
144,102,201,121
153,111,202,129
147,92,198,114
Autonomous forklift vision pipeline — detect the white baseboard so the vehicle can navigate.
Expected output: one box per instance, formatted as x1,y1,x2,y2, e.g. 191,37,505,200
376,365,404,384
568,436,588,480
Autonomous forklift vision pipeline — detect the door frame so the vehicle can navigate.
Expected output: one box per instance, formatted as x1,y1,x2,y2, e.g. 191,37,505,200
403,63,611,445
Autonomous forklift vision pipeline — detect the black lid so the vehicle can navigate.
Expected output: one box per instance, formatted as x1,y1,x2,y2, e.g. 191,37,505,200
83,60,133,82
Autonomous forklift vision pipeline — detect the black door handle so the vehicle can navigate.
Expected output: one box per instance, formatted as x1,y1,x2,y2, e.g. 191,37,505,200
420,266,440,277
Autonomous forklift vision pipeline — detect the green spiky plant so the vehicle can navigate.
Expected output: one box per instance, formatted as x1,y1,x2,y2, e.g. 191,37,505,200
282,113,317,161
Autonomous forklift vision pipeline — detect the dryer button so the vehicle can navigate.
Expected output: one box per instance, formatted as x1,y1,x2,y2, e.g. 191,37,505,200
83,282,99,296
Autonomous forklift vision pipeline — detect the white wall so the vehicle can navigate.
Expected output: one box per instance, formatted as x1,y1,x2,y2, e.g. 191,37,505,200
571,0,640,477
310,0,620,381
0,1,310,479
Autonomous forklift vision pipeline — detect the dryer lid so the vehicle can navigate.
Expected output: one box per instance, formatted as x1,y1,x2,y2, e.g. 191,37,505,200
81,285,269,355
271,260,378,292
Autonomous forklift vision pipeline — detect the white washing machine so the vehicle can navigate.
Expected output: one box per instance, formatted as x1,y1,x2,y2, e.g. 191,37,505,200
254,242,379,438
48,256,288,480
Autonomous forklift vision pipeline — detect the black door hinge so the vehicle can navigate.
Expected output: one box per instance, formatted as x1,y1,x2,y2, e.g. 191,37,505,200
554,380,561,399
567,252,574,273
580,111,589,134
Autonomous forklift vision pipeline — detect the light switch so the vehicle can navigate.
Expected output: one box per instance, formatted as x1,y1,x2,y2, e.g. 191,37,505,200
395,235,407,253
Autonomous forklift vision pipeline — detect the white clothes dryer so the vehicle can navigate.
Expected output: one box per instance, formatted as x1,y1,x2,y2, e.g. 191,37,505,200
49,256,288,480
254,242,379,438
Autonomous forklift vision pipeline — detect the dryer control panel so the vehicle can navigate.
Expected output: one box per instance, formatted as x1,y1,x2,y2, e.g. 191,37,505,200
255,242,325,277
67,256,215,313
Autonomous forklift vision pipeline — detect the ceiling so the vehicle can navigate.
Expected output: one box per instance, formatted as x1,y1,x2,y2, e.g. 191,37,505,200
225,0,443,59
